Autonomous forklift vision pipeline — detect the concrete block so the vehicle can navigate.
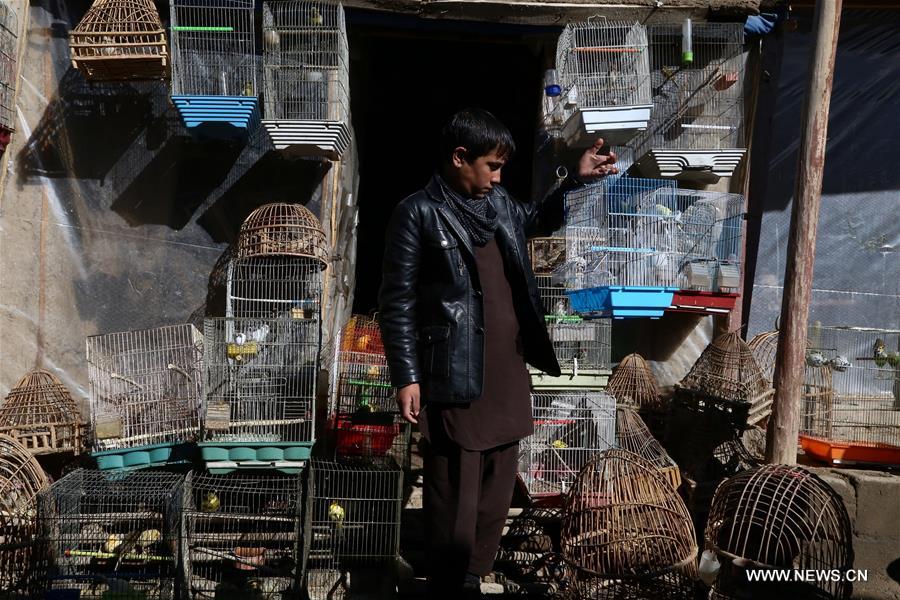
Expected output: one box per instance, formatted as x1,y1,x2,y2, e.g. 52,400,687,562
851,538,900,600
842,470,900,539
810,467,858,530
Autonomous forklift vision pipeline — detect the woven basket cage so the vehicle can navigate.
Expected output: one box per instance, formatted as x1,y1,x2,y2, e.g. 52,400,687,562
561,449,697,587
705,464,854,600
0,434,49,592
236,203,328,265
615,407,680,490
680,332,771,405
69,0,169,81
606,353,663,410
0,370,82,456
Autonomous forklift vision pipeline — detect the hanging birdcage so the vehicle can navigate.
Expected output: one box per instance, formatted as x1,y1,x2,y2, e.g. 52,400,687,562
69,0,169,81
0,369,83,456
180,471,306,599
236,203,329,264
261,0,351,159
560,449,698,599
305,457,403,598
632,22,746,181
518,391,616,501
0,435,49,596
555,21,652,147
37,469,183,599
705,464,854,600
201,315,318,474
0,1,17,154
562,176,679,318
615,407,680,489
86,324,203,471
326,316,410,468
169,0,259,141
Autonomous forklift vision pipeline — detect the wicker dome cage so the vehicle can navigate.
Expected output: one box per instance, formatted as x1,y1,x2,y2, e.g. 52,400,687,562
235,203,328,265
606,353,662,410
69,0,169,81
0,370,82,456
615,407,680,490
0,434,50,593
705,464,854,600
561,449,698,599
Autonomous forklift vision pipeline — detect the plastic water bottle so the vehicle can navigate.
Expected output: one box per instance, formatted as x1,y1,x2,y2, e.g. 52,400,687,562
698,550,721,586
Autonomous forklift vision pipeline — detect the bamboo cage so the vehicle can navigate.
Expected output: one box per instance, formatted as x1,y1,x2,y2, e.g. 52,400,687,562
0,369,82,456
0,0,16,153
69,0,169,81
615,407,680,490
606,353,662,410
705,464,854,600
560,449,698,599
236,203,329,264
0,435,49,595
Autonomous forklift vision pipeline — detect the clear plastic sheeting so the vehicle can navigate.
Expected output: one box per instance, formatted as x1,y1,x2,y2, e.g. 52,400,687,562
747,9,900,336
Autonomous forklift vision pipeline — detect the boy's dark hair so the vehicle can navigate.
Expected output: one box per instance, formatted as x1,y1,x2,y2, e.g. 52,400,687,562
439,108,516,165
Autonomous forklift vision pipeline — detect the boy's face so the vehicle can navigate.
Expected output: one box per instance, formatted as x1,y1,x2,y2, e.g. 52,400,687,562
449,146,506,199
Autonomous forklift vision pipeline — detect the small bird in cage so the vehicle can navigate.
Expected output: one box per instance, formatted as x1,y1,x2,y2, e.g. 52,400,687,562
805,350,827,368
201,490,221,513
828,355,851,372
263,27,280,49
309,6,324,26
328,500,346,540
873,338,888,366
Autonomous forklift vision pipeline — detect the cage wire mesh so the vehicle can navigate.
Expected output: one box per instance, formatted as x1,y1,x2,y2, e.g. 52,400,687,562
560,449,698,599
226,256,323,320
705,464,854,600
519,391,616,498
69,0,169,81
306,457,404,596
38,469,183,599
180,471,305,599
563,176,679,290
170,0,257,97
0,0,16,139
614,407,680,490
202,316,318,444
0,369,83,456
0,435,50,595
328,316,410,467
235,203,329,264
86,324,203,452
546,319,612,373
672,189,744,292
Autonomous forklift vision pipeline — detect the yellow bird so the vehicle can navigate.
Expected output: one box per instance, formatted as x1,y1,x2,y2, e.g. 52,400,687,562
138,529,161,548
328,501,345,524
552,440,568,449
103,533,123,554
309,6,324,26
201,491,221,513
355,335,371,351
366,365,381,379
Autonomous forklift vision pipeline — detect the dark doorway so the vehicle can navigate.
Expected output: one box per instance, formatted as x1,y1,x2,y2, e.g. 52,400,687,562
347,12,561,313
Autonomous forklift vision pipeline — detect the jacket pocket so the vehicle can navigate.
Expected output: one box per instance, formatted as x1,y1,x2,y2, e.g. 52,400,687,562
419,324,451,379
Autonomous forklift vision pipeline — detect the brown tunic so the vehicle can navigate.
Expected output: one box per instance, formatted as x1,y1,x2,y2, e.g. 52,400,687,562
420,237,533,451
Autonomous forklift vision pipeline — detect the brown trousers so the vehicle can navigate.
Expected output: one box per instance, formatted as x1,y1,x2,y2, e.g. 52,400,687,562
422,434,520,588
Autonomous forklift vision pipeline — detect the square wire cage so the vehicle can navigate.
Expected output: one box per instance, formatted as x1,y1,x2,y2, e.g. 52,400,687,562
202,316,319,444
672,189,744,292
86,324,203,452
562,176,679,289
544,319,612,372
261,0,349,123
803,326,900,452
180,471,306,599
0,1,16,134
37,469,183,599
519,391,616,498
169,0,257,97
225,256,323,320
306,457,404,596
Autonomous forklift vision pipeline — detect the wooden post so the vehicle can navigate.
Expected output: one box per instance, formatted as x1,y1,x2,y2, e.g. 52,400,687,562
766,0,842,464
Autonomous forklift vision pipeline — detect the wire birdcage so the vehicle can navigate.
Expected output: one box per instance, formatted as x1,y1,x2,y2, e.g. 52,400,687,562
615,407,680,489
226,256,324,320
560,449,698,599
632,23,746,181
555,21,651,148
69,0,169,81
0,369,82,456
38,469,183,599
519,391,616,499
180,471,305,599
306,457,403,597
201,316,318,472
236,203,329,264
261,0,351,159
0,1,17,153
705,464,854,600
86,324,203,470
545,319,612,373
0,435,49,595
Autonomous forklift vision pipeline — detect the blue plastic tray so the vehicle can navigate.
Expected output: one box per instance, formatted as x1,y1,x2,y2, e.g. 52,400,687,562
171,95,260,141
567,286,678,319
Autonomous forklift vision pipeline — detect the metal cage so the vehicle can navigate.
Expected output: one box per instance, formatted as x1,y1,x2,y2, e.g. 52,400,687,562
226,256,324,320
519,391,616,498
261,0,351,158
0,435,49,595
545,318,612,372
632,22,746,181
180,471,306,599
705,464,854,600
0,369,82,456
306,457,404,597
86,324,203,466
672,189,744,292
69,0,169,81
560,449,698,599
0,1,16,148
555,21,652,146
38,469,183,599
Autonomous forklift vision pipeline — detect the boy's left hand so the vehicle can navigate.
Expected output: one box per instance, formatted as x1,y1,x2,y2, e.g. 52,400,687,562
577,138,618,180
